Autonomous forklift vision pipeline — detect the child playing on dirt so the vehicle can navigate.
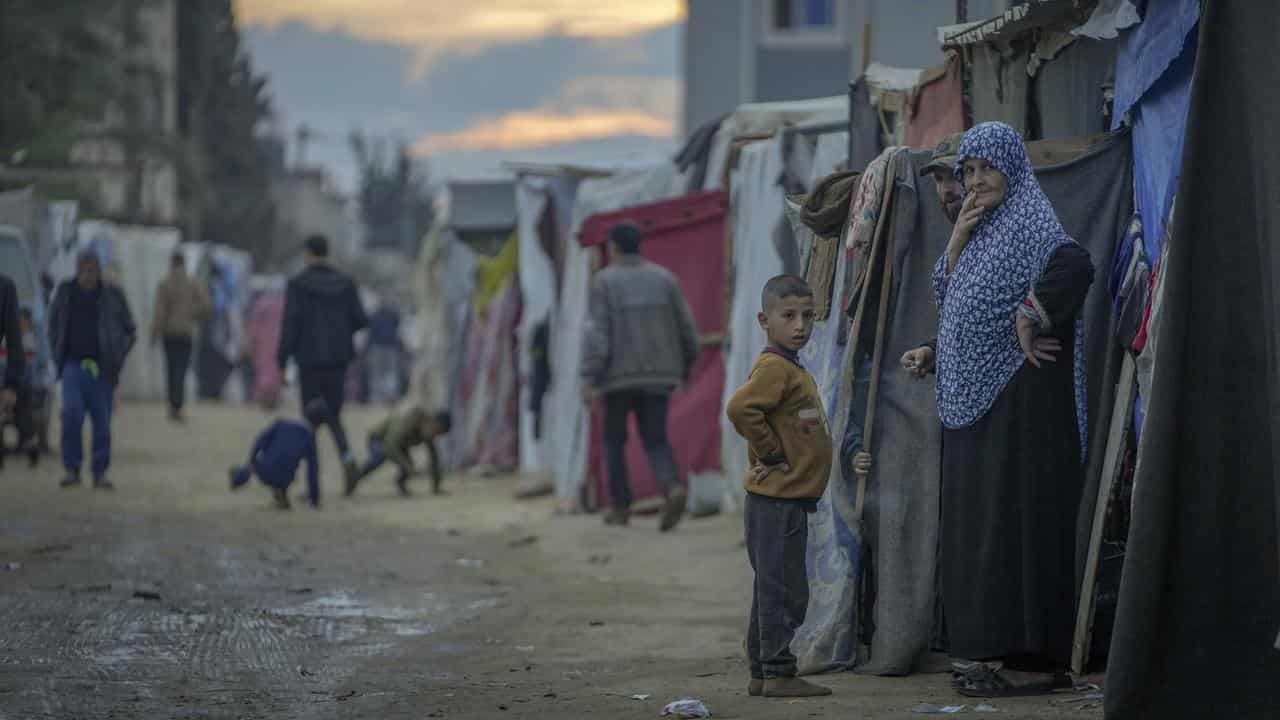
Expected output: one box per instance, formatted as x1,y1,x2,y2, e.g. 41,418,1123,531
228,398,326,510
726,274,835,699
0,308,40,470
346,406,451,498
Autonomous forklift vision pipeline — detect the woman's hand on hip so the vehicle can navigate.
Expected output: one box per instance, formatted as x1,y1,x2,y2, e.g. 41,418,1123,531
1016,314,1062,367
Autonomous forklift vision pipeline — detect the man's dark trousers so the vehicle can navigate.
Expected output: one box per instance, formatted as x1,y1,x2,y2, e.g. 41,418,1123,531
162,336,192,413
602,388,678,509
299,366,351,456
61,361,113,477
744,492,811,679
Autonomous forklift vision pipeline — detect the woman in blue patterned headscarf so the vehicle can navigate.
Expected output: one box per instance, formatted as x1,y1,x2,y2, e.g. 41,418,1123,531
904,122,1095,697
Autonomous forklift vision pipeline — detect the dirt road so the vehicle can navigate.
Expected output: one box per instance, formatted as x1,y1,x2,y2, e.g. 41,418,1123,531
0,402,1101,718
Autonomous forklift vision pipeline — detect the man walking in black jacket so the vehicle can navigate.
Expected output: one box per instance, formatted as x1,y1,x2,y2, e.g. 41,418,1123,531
277,235,367,490
49,251,137,489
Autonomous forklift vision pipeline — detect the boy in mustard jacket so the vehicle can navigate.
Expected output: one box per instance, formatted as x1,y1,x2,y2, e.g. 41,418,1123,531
726,275,834,699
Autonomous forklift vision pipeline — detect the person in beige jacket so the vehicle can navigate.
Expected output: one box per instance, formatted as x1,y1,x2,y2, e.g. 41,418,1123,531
151,252,210,422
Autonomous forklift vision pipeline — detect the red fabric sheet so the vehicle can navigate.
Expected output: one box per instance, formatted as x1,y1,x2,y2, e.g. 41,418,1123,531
904,54,965,151
579,191,727,507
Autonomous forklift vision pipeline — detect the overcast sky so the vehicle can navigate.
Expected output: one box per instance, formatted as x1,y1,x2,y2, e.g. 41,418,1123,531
235,1,685,190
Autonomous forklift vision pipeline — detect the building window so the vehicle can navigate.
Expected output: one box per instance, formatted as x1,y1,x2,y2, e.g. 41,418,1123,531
763,0,844,48
772,0,835,31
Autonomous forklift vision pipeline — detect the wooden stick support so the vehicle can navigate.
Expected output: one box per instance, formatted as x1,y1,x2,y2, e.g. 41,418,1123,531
1070,351,1138,675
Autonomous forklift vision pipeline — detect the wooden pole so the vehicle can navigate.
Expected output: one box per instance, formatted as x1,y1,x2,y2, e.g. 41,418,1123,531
1070,351,1138,675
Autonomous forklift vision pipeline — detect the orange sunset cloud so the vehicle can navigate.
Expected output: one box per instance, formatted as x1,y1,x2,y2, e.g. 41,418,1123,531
411,109,675,154
235,0,685,45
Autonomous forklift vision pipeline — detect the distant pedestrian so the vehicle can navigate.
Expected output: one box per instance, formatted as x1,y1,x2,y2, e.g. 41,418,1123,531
49,251,137,490
726,275,832,699
228,398,325,510
0,273,28,467
151,251,210,422
365,297,403,405
580,223,698,531
245,287,285,409
350,406,450,498
0,307,41,469
277,234,368,486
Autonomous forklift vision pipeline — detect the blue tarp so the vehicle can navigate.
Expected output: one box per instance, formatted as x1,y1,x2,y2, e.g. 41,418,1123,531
1111,0,1200,262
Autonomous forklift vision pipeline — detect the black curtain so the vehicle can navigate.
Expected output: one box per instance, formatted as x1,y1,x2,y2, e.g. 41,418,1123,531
1104,2,1280,718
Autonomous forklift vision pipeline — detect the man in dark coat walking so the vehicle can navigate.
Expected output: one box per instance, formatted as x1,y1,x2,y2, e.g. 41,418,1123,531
277,234,368,490
48,251,136,489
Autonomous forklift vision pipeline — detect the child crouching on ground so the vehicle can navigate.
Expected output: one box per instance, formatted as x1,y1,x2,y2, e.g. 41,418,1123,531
726,275,833,699
346,406,451,498
228,398,326,509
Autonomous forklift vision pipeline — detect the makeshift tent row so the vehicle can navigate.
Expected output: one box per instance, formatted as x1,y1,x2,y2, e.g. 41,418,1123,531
779,131,1132,675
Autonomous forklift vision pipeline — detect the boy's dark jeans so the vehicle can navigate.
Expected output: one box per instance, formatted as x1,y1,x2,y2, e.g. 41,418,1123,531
745,492,811,679
602,388,677,510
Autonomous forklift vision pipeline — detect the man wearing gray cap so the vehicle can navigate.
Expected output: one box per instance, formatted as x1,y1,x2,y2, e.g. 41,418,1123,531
920,132,964,224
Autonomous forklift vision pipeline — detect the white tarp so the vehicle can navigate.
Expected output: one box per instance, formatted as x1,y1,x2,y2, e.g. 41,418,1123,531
548,162,683,503
720,131,849,509
515,178,555,477
702,95,848,192
721,139,787,506
94,224,181,402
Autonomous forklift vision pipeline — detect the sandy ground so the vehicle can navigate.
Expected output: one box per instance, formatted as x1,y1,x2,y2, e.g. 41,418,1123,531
0,401,1103,719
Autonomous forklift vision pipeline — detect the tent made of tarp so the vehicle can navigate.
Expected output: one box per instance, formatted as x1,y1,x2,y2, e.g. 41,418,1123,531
513,171,586,487
721,128,850,518
451,238,521,472
1104,4,1280,717
701,95,848,193
540,162,688,506
578,190,727,510
409,222,484,471
945,0,1119,141
782,130,1133,675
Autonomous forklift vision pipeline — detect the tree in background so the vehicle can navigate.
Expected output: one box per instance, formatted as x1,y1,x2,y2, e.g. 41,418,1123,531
350,133,435,257
178,0,277,257
0,1,122,164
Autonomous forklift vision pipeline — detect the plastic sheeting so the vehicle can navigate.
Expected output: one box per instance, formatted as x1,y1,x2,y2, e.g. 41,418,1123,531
1111,0,1199,262
701,96,848,192
515,179,556,477
410,226,479,469
453,274,521,471
904,55,965,151
547,163,685,503
579,191,727,508
720,131,849,514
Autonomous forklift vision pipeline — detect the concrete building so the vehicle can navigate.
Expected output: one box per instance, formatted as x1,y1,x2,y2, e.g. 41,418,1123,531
270,167,356,268
682,0,1014,134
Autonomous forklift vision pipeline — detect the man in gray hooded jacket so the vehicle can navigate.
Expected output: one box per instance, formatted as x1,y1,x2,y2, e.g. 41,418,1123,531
581,223,699,531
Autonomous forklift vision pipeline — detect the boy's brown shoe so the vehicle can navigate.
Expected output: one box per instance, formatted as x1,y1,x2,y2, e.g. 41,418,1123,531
763,677,832,698
748,679,764,696
603,508,629,526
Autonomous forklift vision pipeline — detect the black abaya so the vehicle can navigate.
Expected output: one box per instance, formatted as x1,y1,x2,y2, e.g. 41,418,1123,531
940,244,1094,667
